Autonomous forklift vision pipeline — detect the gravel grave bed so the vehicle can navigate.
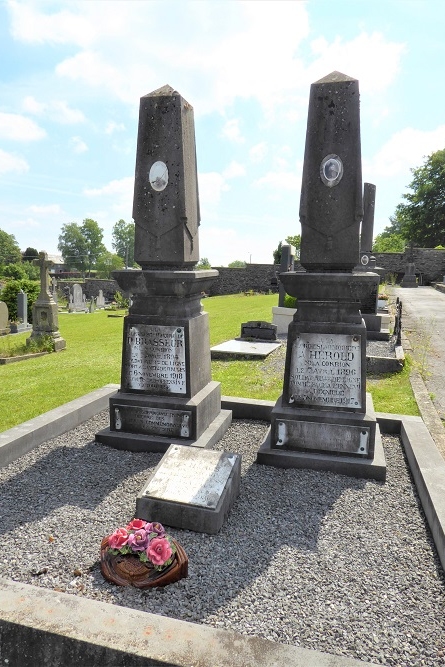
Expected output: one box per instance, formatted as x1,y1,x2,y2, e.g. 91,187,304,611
1,412,444,666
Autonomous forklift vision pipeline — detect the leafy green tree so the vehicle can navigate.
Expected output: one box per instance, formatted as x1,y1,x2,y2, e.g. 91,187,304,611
372,230,406,253
95,251,125,278
0,279,40,322
0,229,21,265
273,235,301,264
22,247,39,262
82,218,107,275
112,219,135,267
195,257,211,270
58,219,106,275
285,234,301,257
228,260,246,268
0,263,26,280
390,149,445,247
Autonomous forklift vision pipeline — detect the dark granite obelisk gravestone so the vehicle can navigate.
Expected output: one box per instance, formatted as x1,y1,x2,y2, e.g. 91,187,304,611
96,85,232,453
257,72,385,481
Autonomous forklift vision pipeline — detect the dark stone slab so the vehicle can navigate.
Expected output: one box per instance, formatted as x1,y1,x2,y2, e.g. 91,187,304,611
136,445,241,534
299,72,362,272
132,85,200,268
240,320,277,340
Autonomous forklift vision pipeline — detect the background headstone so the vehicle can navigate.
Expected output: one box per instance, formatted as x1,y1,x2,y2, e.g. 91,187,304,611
0,301,9,334
27,252,66,351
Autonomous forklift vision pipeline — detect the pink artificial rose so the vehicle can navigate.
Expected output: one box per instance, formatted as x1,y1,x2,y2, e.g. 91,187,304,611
127,529,150,552
147,537,172,566
108,527,129,549
126,518,147,531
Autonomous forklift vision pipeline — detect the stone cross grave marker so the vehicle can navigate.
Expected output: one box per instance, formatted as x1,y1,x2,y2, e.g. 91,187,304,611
27,251,66,351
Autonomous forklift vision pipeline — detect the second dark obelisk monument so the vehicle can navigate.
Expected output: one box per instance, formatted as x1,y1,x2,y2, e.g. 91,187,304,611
96,85,231,451
258,72,386,480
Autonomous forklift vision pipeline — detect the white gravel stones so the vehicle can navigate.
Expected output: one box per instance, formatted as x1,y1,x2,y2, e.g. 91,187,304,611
0,412,444,666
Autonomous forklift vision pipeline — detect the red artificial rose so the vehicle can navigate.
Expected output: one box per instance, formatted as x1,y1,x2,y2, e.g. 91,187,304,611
108,527,129,549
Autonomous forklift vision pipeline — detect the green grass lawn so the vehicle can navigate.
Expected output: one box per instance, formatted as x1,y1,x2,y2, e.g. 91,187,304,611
0,293,419,432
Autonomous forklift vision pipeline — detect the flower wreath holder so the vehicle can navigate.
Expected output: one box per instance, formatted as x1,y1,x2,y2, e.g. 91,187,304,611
100,536,188,588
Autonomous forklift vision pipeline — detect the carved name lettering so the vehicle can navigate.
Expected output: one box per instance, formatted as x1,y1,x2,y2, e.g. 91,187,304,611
124,324,187,394
289,333,361,408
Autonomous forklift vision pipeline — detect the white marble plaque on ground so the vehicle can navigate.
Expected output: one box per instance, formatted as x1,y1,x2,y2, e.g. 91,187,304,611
123,324,187,394
113,405,192,437
143,445,237,509
289,333,362,409
211,339,281,358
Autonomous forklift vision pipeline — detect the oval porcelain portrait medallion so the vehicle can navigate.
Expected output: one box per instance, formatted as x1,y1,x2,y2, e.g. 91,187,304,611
149,161,169,191
320,154,343,188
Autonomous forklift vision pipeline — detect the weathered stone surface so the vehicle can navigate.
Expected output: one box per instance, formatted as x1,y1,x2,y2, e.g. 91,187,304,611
133,85,200,268
299,72,362,272
360,183,376,257
137,444,241,534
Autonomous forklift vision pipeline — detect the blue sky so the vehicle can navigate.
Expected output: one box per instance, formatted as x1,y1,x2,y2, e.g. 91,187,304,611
1,0,445,267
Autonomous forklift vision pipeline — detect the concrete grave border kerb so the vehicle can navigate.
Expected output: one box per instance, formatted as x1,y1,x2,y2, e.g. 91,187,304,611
0,388,443,666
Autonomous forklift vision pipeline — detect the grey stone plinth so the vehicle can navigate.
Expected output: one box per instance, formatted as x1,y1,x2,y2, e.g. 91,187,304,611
136,445,241,534
268,393,378,459
257,422,386,482
96,382,231,452
96,407,231,453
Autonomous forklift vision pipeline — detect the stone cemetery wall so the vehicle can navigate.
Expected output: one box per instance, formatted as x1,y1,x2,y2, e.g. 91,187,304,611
373,248,445,284
207,264,278,296
54,249,445,303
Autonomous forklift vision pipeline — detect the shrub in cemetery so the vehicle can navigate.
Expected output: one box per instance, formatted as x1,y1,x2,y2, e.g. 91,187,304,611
0,279,39,322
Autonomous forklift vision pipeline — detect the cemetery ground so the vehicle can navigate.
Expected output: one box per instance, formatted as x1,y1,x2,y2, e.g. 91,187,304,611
2,290,445,666
0,292,418,432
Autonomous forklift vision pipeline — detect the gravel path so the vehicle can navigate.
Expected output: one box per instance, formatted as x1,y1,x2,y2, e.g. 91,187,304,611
1,412,444,666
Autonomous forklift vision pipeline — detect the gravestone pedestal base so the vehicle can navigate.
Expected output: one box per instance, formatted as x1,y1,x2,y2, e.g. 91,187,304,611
257,393,385,481
136,445,241,534
96,269,231,452
96,382,232,452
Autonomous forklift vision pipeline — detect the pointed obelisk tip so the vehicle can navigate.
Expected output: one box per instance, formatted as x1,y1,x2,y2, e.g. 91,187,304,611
314,71,357,84
144,84,179,98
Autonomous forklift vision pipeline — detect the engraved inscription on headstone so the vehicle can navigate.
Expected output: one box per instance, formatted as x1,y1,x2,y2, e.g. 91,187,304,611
124,324,186,394
289,333,361,409
113,405,191,437
144,445,237,509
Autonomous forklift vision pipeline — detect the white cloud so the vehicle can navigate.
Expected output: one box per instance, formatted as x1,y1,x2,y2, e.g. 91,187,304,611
0,112,46,141
0,149,29,174
27,204,63,216
221,119,245,144
254,170,300,192
308,32,406,94
70,136,88,153
222,161,246,180
8,2,405,122
23,96,85,124
365,125,445,179
84,176,133,197
105,121,126,134
249,142,268,163
198,172,229,212
8,0,97,47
